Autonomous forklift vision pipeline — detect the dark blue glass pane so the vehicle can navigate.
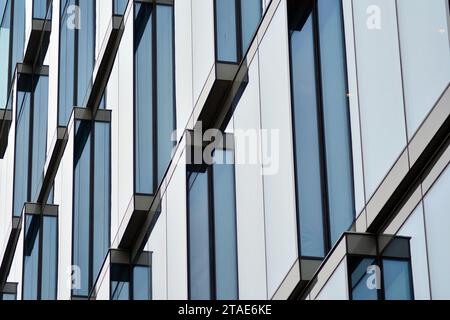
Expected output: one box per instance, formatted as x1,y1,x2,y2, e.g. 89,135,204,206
33,0,51,19
241,0,261,54
187,170,211,300
317,0,354,245
156,4,174,184
383,259,413,300
114,0,128,15
93,122,110,283
215,0,238,62
31,75,49,201
11,0,25,74
23,215,40,300
349,257,379,300
72,121,91,297
13,79,32,217
111,264,130,300
290,14,325,258
41,215,57,300
0,0,11,108
58,0,75,126
134,2,153,194
77,0,95,106
133,265,151,300
213,150,238,300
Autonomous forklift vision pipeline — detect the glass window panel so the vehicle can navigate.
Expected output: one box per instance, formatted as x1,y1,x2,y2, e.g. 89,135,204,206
33,0,50,19
290,14,325,258
113,0,128,15
11,0,25,75
133,265,152,300
41,215,57,300
58,0,75,126
72,121,92,297
317,0,354,245
212,150,238,300
0,0,11,108
240,0,261,54
13,78,32,217
111,264,130,300
156,4,175,184
31,75,49,201
134,2,153,194
2,293,16,300
23,215,40,300
92,122,110,283
382,259,413,300
77,0,95,106
187,170,211,300
215,0,238,62
349,257,379,300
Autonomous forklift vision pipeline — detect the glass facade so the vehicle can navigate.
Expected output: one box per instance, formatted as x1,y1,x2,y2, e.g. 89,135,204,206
72,120,111,298
110,259,151,300
289,0,354,258
0,0,11,108
58,0,95,126
187,149,238,300
134,1,175,194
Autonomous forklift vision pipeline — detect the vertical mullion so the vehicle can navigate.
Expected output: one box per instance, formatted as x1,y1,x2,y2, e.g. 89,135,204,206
208,166,217,300
311,0,331,253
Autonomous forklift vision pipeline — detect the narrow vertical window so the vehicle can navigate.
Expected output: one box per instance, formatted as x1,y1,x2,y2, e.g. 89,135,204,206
0,0,11,108
187,148,238,300
72,120,111,298
289,0,355,258
133,1,175,195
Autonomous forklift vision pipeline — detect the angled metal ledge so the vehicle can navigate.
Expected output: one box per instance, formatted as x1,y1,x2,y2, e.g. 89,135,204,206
23,18,52,65
84,15,125,115
194,62,249,131
0,217,22,292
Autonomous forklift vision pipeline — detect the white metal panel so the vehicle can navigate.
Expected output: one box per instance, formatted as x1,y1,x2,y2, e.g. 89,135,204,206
352,0,407,198
166,153,188,300
258,0,299,298
342,0,365,215
7,227,24,300
233,57,267,300
398,204,431,300
174,0,193,139
191,0,215,105
148,196,168,300
316,259,349,300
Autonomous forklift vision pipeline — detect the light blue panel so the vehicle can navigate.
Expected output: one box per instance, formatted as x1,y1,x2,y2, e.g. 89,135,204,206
215,0,238,62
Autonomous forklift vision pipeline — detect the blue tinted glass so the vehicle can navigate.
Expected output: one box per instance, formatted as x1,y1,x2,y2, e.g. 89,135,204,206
317,0,354,245
290,14,325,258
11,0,25,74
187,170,211,300
23,215,40,300
134,2,153,194
77,0,95,106
114,0,128,15
240,0,261,54
31,75,49,201
349,257,379,300
13,78,32,217
111,264,130,300
41,215,57,300
383,259,413,300
93,122,110,282
212,150,238,300
33,0,50,19
2,293,16,300
0,0,11,108
58,0,75,126
156,4,175,184
133,265,151,300
215,0,238,62
72,121,91,297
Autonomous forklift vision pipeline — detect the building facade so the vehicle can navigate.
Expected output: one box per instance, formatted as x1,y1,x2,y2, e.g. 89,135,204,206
0,0,449,300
